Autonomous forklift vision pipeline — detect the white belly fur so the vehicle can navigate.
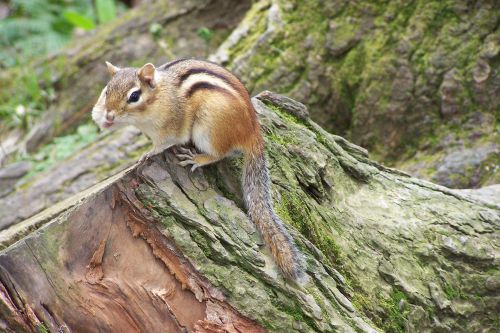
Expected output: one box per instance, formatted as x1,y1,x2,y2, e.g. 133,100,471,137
192,122,214,155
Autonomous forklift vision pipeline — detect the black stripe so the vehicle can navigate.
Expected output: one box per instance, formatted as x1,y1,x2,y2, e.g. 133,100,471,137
186,81,234,98
178,67,234,87
159,58,190,70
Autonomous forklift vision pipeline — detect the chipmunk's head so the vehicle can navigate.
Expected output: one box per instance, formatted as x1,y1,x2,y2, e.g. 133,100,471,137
92,61,158,129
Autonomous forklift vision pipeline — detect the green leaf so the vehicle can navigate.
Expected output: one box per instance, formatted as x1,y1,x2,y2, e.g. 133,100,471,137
149,23,162,38
63,11,95,31
196,27,214,43
95,0,117,24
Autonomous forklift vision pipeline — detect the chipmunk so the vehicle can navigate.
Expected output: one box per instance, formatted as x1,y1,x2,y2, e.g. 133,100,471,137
92,59,303,279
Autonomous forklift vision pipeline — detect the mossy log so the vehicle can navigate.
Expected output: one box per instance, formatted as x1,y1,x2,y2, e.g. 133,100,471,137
0,93,498,333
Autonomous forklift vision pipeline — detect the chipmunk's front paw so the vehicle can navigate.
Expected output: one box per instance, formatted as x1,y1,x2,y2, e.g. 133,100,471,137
176,147,200,172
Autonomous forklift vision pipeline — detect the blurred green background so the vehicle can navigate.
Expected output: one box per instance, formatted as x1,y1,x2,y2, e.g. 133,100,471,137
0,0,126,68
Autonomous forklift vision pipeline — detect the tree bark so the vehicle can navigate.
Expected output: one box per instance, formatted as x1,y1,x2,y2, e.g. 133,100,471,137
0,93,498,332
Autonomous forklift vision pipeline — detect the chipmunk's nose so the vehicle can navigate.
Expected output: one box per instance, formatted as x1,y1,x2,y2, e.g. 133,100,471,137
106,111,115,122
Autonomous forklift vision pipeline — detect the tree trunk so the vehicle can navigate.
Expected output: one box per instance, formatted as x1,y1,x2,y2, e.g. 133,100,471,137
209,0,499,189
0,92,498,333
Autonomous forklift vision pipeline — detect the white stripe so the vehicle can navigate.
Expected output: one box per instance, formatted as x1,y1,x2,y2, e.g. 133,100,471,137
180,73,238,96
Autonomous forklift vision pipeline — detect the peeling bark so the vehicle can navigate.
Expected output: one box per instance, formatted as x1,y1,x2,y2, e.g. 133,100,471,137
0,180,264,333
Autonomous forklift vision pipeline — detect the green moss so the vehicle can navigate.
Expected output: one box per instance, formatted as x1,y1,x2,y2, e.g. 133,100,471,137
268,104,307,126
333,21,358,45
443,283,465,300
189,230,213,259
351,291,378,323
36,323,49,333
352,288,411,333
267,130,299,147
226,0,330,93
337,42,366,93
263,103,335,152
426,306,435,319
226,1,271,91
264,104,354,272
270,297,316,331
274,190,344,271
261,105,306,147
381,289,410,333
274,191,308,229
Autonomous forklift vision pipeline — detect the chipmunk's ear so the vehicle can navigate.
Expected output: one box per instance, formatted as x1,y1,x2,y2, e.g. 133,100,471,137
105,61,120,76
138,63,156,88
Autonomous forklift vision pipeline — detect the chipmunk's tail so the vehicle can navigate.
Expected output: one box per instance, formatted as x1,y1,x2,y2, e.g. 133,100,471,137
242,137,303,280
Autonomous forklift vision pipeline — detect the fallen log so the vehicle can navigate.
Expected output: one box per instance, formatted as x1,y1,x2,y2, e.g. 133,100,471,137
0,93,498,332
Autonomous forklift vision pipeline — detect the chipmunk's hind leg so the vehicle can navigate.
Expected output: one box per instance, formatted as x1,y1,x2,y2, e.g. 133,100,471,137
176,146,222,172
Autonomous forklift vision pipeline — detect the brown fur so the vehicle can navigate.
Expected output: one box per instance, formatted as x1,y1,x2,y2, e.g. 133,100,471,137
105,69,137,111
94,59,303,279
136,94,158,112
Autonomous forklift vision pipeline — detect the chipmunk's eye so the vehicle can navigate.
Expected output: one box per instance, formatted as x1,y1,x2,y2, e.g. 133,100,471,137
128,90,141,103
